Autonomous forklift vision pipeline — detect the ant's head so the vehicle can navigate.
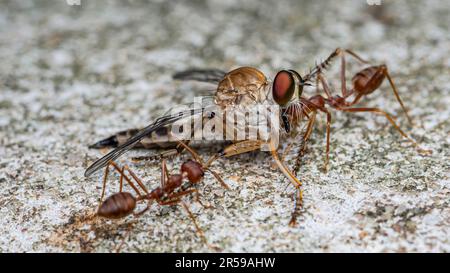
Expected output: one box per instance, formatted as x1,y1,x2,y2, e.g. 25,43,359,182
272,70,304,106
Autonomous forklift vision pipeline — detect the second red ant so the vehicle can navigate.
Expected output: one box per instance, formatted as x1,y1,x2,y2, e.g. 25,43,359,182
96,141,226,249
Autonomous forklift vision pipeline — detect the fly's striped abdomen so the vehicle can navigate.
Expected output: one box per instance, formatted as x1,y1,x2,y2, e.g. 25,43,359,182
88,113,212,149
89,127,177,149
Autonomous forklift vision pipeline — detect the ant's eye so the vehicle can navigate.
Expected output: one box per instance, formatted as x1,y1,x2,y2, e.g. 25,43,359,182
273,70,295,106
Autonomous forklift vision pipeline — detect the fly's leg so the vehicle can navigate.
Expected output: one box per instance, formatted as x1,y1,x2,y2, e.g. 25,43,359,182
269,141,304,226
131,141,190,162
207,140,305,226
289,187,303,227
288,115,318,226
131,149,179,162
218,139,303,193
268,141,303,190
201,140,265,189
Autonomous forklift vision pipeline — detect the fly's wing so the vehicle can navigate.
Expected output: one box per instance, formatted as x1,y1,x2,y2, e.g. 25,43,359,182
173,68,227,84
88,96,217,149
84,107,203,177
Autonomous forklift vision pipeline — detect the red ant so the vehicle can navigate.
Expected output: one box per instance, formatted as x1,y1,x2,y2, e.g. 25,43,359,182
273,48,431,225
96,141,226,250
274,48,431,175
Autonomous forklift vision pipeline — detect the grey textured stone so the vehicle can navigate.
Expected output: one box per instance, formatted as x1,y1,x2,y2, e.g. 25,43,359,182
0,0,449,252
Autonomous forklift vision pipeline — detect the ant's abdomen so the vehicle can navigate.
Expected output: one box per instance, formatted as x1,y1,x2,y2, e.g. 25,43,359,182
97,192,136,219
352,66,386,95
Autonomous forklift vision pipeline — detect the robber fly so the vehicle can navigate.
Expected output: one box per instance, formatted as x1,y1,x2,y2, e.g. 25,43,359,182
85,65,305,183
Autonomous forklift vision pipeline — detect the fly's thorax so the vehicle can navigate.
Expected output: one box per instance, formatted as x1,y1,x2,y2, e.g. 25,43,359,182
215,67,269,107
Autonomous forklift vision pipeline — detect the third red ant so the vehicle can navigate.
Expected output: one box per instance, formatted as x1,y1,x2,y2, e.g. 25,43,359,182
275,48,431,176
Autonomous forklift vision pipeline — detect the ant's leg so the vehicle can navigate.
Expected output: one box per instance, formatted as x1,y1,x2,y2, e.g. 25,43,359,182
338,48,370,64
302,111,317,150
337,49,350,97
99,161,141,205
180,201,219,250
163,188,212,209
321,108,332,172
316,76,335,171
192,189,214,209
108,162,145,197
161,158,168,189
208,169,229,190
119,165,125,192
133,197,155,216
161,188,214,208
339,107,431,154
156,190,218,248
156,188,198,206
315,73,321,95
292,111,317,176
115,222,135,253
132,158,169,216
334,48,370,98
317,73,333,98
176,141,203,164
99,163,110,204
281,141,297,161
165,189,196,203
120,165,149,195
381,66,413,125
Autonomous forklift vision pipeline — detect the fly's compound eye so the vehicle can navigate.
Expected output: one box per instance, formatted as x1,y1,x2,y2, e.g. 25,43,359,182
273,70,295,106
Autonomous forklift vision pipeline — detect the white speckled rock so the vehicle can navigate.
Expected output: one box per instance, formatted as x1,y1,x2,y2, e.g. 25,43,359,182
0,0,448,252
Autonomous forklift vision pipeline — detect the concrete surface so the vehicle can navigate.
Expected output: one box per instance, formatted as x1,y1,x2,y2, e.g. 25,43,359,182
0,0,449,252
